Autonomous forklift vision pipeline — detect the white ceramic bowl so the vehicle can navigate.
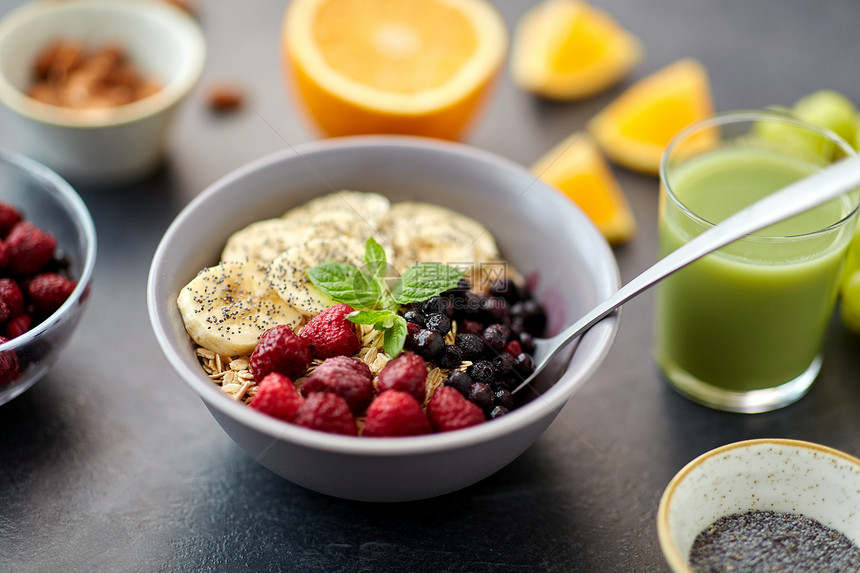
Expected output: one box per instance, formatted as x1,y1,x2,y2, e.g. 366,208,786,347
147,136,620,501
0,0,205,184
658,438,860,572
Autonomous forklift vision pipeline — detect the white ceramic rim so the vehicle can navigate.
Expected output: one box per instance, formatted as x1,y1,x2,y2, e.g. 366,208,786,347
147,135,621,457
656,438,860,573
282,0,507,114
0,148,97,351
0,0,206,128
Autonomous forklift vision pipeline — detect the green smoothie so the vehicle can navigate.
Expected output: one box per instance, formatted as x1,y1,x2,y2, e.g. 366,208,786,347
655,146,856,392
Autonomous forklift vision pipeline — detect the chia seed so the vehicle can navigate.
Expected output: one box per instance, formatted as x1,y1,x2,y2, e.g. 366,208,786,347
688,510,860,573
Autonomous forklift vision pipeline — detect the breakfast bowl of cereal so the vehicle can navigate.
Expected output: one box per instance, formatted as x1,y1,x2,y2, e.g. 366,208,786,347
0,149,96,406
147,136,620,501
0,0,205,184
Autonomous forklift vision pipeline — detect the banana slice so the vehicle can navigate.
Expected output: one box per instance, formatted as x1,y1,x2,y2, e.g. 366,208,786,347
177,260,304,356
282,190,390,229
221,218,310,264
269,236,366,317
378,202,500,272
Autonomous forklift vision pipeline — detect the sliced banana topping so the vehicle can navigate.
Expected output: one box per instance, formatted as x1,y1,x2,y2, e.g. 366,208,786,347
268,236,366,317
177,260,304,356
221,218,310,264
282,190,391,229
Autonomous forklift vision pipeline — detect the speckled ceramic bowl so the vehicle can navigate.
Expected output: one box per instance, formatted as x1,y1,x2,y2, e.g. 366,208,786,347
658,439,860,572
147,136,620,501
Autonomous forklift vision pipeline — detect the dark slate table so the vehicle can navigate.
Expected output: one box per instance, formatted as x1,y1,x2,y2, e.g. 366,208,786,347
2,0,859,571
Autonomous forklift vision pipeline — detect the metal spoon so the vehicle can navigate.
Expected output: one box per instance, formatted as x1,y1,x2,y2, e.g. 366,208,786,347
513,153,860,394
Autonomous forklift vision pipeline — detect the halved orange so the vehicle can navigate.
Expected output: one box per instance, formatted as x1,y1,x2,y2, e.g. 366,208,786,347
589,58,715,174
511,0,642,101
281,0,507,140
533,131,635,244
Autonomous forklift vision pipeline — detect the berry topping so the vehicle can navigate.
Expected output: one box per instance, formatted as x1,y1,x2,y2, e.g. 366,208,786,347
5,222,56,276
293,392,358,436
459,320,484,335
482,324,509,352
0,337,19,385
299,303,361,359
444,370,473,397
248,372,304,422
427,386,485,432
489,405,509,419
0,202,22,236
504,340,522,357
466,360,495,385
403,309,426,327
422,295,452,318
249,324,312,380
436,344,463,369
494,389,514,410
424,312,451,335
488,278,520,303
5,315,31,339
363,390,431,437
469,382,494,412
519,332,536,353
26,272,76,315
410,328,445,359
455,333,484,360
0,279,24,318
376,351,427,403
492,353,515,379
514,353,536,377
301,355,374,415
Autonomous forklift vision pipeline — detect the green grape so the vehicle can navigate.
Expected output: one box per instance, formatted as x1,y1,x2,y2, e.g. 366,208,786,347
840,270,860,333
793,90,857,147
752,109,836,159
855,113,860,151
841,231,860,289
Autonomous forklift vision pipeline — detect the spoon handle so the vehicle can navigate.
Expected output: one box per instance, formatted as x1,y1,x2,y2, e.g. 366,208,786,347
520,153,860,391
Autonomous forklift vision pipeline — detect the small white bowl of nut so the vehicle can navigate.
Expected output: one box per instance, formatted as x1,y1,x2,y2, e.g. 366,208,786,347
0,0,205,184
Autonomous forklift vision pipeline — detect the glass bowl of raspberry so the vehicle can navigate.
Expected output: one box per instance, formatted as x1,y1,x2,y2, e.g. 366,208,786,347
148,137,620,501
0,149,96,406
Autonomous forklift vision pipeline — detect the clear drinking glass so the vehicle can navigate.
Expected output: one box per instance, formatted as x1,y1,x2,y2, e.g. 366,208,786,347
654,111,859,413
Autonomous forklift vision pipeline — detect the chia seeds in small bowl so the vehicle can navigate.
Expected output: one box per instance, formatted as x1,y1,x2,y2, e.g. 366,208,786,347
657,439,860,573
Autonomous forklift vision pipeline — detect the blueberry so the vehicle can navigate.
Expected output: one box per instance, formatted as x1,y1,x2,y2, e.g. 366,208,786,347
482,324,508,352
459,320,484,335
444,371,473,397
514,353,535,377
489,405,509,419
510,316,525,337
443,278,471,303
494,389,514,410
519,332,535,354
467,360,495,385
403,309,426,327
469,382,494,412
521,299,547,335
423,296,453,318
437,345,463,369
485,297,510,325
411,329,445,359
489,278,520,303
458,292,484,320
492,353,515,378
455,333,484,360
425,312,451,335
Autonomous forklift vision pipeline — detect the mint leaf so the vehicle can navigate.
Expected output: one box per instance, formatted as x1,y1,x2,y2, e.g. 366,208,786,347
391,263,465,305
307,261,381,308
383,315,408,358
347,309,394,326
364,237,387,281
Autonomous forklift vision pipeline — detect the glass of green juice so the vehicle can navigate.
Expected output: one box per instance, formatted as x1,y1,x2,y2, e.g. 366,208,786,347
655,111,859,413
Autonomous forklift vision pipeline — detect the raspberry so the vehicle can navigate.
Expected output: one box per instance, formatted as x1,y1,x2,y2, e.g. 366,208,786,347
250,325,312,380
0,336,18,385
301,355,374,415
0,203,22,236
26,273,76,316
5,222,56,276
459,320,484,335
363,391,431,437
0,300,9,324
293,392,357,436
5,315,31,339
376,351,427,403
248,372,304,422
0,240,9,269
427,386,485,432
298,303,361,359
0,279,24,318
504,340,522,357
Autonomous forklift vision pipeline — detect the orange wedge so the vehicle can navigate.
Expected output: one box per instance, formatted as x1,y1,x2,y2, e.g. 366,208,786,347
511,0,642,101
589,58,715,174
281,0,507,140
533,132,635,243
